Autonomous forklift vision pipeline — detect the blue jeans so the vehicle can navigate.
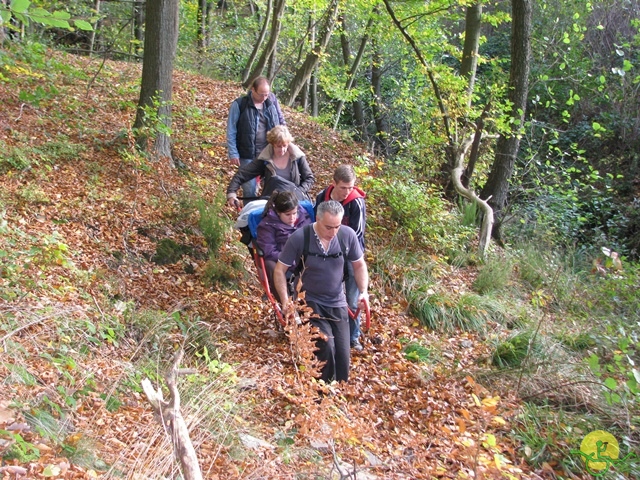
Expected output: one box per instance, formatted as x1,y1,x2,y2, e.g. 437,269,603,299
239,158,257,199
345,262,360,343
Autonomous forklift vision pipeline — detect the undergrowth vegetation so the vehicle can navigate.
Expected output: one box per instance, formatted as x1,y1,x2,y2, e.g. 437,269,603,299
1,41,638,477
362,159,639,476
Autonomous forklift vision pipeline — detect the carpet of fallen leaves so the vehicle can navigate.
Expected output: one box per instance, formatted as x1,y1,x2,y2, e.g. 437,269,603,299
0,51,547,479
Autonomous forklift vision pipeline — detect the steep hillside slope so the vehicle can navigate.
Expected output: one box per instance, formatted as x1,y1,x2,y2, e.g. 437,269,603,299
0,50,528,478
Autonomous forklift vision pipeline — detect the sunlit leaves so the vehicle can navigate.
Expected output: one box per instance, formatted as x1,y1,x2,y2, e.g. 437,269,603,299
0,0,93,31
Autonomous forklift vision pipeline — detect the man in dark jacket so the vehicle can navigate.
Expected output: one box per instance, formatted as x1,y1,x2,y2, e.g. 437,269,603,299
314,165,367,351
226,76,285,199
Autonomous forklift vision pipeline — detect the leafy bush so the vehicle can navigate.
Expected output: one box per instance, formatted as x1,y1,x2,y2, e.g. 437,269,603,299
473,255,513,294
364,172,475,254
403,343,433,363
492,330,541,368
197,192,231,256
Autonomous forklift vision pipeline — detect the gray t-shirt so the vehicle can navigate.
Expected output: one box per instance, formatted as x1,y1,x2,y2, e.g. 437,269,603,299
278,224,363,307
254,105,268,157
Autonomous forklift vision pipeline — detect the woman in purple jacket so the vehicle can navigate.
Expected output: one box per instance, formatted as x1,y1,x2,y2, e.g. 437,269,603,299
257,190,312,300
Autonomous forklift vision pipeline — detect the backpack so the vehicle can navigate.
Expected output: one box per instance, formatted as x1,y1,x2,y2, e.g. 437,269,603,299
296,224,349,282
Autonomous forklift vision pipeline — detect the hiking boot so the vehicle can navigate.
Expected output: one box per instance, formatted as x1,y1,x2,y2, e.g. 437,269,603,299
351,339,364,351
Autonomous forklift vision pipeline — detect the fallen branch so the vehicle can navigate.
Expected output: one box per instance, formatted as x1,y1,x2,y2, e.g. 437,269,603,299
141,350,203,480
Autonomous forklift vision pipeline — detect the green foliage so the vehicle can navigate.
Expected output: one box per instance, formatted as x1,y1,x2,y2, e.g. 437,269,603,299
151,238,193,265
553,331,596,351
133,95,174,148
201,253,245,287
197,192,231,256
513,403,597,475
409,290,505,333
0,430,40,462
473,256,513,294
0,134,84,173
492,331,541,368
0,0,94,31
403,343,433,363
364,168,475,254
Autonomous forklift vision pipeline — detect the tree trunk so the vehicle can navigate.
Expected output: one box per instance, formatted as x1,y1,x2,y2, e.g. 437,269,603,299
244,0,286,89
283,0,340,106
371,38,389,155
141,350,203,480
89,0,100,55
133,0,180,165
333,14,372,130
134,0,145,45
481,0,532,231
241,0,273,84
196,0,213,50
309,16,318,116
460,3,482,106
452,137,494,257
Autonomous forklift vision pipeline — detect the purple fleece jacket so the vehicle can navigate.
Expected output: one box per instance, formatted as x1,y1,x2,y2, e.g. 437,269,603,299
256,205,312,263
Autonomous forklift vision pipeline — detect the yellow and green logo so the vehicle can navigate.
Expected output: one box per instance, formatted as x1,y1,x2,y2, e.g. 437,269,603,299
572,430,636,476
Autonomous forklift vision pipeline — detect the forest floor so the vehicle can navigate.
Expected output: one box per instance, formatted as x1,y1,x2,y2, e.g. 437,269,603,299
0,51,550,479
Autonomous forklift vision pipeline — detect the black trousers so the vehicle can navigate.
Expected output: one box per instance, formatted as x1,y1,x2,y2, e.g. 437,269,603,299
307,301,350,383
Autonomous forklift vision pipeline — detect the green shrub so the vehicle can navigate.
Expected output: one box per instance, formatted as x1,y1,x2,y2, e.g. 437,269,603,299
473,256,513,294
202,253,244,287
403,343,433,363
492,330,541,368
363,173,475,254
409,290,505,332
151,238,193,265
197,192,231,256
515,245,550,289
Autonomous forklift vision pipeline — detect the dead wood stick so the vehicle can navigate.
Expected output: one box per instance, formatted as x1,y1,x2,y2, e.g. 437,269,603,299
141,350,203,480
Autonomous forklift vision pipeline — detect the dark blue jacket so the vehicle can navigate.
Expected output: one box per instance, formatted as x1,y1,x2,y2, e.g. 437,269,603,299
226,93,283,160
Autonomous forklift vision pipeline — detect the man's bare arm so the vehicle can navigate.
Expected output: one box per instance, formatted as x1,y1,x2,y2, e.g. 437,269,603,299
352,257,369,306
274,261,291,311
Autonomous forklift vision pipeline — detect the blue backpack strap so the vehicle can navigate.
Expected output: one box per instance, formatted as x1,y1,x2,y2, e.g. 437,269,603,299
248,209,263,239
300,200,315,222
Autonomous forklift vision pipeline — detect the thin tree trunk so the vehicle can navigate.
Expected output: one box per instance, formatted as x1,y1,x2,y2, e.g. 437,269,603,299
89,0,100,55
241,0,273,84
371,38,388,155
481,0,533,235
196,0,211,50
460,3,482,107
134,0,145,44
309,16,317,116
452,137,494,257
141,350,203,480
334,15,372,130
244,0,286,89
133,0,179,164
284,0,340,106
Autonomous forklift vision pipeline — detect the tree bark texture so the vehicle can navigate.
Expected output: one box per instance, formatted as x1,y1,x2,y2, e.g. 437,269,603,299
133,0,179,164
460,3,482,106
141,350,203,480
481,0,532,219
451,137,494,257
371,38,389,155
333,14,372,131
241,0,272,84
284,0,340,106
243,0,285,89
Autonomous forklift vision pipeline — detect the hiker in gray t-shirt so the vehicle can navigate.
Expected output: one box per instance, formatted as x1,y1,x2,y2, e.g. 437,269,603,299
274,200,369,383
